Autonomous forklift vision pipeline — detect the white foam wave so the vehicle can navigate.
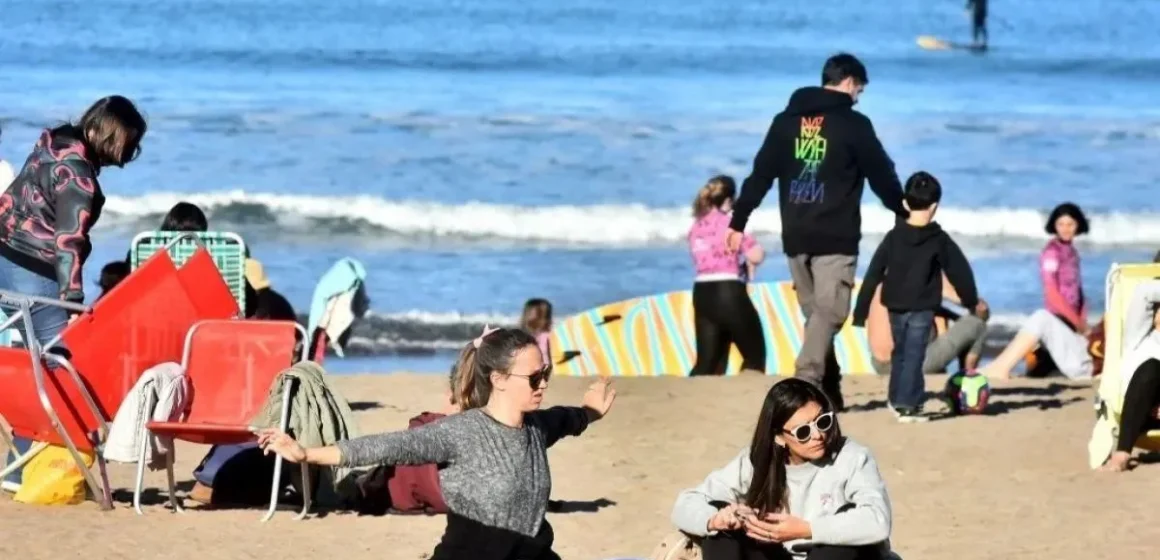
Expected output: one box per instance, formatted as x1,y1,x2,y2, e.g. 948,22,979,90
369,309,520,326
99,190,1160,247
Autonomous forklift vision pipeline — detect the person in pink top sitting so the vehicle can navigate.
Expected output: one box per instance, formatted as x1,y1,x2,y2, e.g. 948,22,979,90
520,298,554,371
687,175,767,375
980,202,1093,380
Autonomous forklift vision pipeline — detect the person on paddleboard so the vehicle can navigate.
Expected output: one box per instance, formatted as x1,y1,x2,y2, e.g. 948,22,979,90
967,0,988,49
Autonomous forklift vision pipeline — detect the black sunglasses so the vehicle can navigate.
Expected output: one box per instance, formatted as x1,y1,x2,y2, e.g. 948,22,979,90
783,411,835,444
508,365,551,388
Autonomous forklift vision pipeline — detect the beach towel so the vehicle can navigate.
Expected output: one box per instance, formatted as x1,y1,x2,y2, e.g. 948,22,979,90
249,361,361,506
307,258,368,357
104,362,188,468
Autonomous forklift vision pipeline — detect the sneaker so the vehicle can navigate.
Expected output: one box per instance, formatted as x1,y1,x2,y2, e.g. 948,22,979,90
893,407,930,423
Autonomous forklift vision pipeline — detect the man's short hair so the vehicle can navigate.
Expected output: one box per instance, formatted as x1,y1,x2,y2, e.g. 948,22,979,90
822,53,869,86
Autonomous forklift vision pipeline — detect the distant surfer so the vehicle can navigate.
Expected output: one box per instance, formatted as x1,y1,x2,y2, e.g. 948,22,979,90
967,0,988,49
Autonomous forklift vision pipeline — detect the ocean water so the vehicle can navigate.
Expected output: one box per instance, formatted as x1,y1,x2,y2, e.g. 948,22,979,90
1,0,1159,373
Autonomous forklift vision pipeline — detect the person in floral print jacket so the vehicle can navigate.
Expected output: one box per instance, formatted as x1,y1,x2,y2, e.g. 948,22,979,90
0,95,147,346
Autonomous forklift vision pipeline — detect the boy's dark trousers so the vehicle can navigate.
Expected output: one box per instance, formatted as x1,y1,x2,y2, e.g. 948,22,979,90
888,310,935,409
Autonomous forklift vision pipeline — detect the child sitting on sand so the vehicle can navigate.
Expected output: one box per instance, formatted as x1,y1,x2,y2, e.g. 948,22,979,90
853,171,979,422
520,298,554,370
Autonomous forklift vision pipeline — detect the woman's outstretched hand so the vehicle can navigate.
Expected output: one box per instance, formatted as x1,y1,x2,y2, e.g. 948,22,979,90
257,428,307,463
582,377,616,420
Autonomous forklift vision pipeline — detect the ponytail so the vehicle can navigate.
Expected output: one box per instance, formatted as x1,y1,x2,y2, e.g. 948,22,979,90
691,175,738,218
452,344,483,410
450,327,539,410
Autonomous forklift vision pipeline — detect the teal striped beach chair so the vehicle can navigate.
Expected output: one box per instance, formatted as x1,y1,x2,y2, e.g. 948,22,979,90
130,231,247,312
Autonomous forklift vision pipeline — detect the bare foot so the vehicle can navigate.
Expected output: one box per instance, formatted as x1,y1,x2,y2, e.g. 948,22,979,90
1098,451,1133,473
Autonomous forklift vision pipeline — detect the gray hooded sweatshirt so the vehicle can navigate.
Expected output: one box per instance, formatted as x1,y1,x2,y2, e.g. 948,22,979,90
671,438,895,559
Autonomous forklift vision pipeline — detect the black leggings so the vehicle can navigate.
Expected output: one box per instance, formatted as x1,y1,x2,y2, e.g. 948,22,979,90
701,531,882,560
1118,358,1160,453
690,280,766,375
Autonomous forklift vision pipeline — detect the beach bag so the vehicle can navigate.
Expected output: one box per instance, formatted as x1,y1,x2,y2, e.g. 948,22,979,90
648,532,702,560
13,444,93,505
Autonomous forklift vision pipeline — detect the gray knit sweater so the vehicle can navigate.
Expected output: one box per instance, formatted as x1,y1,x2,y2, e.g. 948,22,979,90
337,406,590,536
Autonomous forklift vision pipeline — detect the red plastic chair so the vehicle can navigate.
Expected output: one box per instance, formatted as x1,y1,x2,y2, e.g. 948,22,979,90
135,319,310,522
0,239,239,509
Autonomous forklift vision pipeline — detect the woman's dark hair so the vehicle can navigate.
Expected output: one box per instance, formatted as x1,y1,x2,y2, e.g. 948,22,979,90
452,328,539,409
692,175,737,218
97,260,131,298
744,378,843,515
56,95,147,168
161,202,208,232
520,298,553,334
1044,202,1090,236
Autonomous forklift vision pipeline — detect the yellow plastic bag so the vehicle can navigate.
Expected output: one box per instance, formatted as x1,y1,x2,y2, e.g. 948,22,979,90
13,444,94,505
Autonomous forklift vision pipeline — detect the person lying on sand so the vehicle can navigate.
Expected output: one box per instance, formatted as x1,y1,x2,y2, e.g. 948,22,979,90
670,378,895,560
1099,280,1160,472
259,327,616,560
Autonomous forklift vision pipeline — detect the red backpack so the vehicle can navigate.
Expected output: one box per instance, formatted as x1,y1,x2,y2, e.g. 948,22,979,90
353,412,449,515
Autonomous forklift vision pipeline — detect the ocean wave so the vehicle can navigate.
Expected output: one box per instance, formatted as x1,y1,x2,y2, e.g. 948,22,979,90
300,308,1034,359
98,190,1160,248
336,309,1032,359
0,300,1034,359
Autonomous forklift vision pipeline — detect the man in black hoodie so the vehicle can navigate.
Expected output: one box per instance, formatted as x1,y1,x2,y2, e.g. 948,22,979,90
726,53,906,408
852,171,978,421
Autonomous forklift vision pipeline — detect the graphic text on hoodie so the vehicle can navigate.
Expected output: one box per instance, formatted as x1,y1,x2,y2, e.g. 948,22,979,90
790,116,827,204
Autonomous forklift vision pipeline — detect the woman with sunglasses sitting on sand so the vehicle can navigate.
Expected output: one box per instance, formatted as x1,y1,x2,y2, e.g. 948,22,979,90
670,379,895,560
259,326,616,560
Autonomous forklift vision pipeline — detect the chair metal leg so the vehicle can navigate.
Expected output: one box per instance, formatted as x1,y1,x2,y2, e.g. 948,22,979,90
133,390,156,515
295,463,311,520
0,439,48,480
165,448,183,514
34,350,109,509
262,455,284,523
93,438,114,510
133,422,149,515
261,384,295,522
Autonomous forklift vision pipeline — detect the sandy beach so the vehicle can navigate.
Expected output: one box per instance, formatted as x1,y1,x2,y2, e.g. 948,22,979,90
1,373,1156,559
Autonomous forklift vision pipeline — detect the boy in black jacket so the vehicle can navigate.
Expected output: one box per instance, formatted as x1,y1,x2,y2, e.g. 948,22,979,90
852,171,978,422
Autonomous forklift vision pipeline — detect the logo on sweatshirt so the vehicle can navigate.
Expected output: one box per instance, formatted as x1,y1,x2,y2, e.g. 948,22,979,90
790,116,827,204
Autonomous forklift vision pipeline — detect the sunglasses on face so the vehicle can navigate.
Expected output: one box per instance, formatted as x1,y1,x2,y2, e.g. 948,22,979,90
508,366,551,389
782,411,835,444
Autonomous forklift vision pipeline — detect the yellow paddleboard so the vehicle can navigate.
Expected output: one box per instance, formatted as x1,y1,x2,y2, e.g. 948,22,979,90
917,35,953,50
549,280,874,377
917,34,986,52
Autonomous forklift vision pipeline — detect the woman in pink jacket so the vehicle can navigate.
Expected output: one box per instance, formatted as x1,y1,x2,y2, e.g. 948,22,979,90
687,175,767,376
981,203,1093,380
